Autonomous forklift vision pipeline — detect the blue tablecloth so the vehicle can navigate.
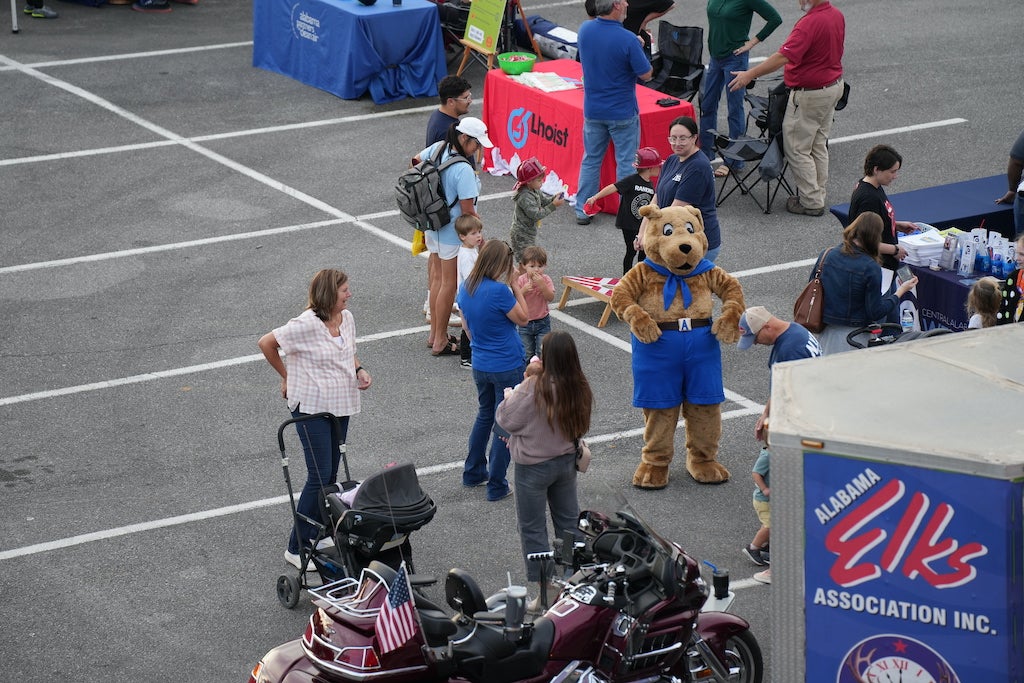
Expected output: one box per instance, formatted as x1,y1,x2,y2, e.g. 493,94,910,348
907,264,976,332
253,0,446,104
830,174,1015,239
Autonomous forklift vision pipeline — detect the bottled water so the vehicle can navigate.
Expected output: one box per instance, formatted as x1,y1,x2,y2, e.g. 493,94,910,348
900,308,914,334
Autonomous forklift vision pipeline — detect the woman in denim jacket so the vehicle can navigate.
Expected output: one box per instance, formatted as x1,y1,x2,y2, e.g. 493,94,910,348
812,213,918,355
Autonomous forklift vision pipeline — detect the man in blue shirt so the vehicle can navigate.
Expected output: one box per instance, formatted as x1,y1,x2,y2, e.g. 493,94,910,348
737,305,821,442
575,0,653,225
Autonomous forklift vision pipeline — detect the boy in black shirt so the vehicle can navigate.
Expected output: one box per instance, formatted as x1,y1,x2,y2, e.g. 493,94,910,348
584,147,662,274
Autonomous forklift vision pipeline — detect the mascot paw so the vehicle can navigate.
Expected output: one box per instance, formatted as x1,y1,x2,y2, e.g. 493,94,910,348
687,460,731,484
632,463,670,490
712,318,742,345
633,321,662,345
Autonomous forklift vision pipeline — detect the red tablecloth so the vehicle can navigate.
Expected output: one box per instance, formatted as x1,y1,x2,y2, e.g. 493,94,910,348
482,59,695,215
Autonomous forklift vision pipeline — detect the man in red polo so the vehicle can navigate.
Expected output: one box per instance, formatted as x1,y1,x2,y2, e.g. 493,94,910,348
728,0,845,216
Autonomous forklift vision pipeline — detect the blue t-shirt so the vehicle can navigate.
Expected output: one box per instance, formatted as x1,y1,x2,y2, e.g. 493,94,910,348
768,323,821,369
655,152,721,250
752,448,770,502
417,141,479,246
425,111,459,146
456,278,525,372
578,17,651,120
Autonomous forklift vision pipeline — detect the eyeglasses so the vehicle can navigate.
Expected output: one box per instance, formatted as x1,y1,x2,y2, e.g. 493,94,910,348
668,134,696,143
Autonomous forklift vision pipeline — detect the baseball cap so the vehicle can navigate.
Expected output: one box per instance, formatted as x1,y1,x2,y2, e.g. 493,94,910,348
738,306,772,350
455,117,493,148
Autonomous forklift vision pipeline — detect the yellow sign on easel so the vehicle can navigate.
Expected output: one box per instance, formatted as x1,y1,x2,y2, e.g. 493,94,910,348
462,0,505,53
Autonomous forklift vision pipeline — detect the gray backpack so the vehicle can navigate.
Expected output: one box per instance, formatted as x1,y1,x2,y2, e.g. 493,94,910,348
395,145,470,231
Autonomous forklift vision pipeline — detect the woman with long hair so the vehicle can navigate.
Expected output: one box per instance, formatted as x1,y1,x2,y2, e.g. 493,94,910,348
258,269,372,570
496,331,594,612
415,117,494,356
456,240,528,501
813,213,918,355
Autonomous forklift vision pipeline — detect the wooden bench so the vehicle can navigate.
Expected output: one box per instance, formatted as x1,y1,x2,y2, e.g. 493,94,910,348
556,276,620,328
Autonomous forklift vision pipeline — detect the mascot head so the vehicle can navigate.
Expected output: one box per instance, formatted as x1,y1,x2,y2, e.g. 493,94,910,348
639,204,708,274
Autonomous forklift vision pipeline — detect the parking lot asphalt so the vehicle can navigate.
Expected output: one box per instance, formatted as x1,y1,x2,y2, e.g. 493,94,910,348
0,1,1019,680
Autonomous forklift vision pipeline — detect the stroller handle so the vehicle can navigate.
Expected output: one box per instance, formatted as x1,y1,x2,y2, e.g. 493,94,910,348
277,412,352,482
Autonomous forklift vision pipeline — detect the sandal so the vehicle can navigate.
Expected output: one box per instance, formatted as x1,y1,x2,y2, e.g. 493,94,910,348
427,334,457,348
432,339,460,356
713,165,731,178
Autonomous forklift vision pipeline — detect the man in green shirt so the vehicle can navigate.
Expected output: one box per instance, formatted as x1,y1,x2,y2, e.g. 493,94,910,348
699,0,782,175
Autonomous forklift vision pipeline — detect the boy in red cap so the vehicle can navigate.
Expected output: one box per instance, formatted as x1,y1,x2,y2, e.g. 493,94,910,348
584,146,662,273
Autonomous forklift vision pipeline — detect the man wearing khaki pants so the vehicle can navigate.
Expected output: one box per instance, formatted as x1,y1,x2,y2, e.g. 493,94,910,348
727,0,845,216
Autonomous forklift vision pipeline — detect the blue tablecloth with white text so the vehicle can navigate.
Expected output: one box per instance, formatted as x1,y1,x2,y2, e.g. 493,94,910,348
253,0,446,104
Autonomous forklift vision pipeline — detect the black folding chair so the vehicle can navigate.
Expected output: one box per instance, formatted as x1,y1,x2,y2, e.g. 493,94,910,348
711,81,793,213
648,23,704,103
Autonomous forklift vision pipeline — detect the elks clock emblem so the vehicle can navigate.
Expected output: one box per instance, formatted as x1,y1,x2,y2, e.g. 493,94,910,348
837,634,960,683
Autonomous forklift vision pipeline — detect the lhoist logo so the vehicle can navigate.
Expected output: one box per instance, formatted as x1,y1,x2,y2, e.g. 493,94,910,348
508,108,570,150
508,108,532,149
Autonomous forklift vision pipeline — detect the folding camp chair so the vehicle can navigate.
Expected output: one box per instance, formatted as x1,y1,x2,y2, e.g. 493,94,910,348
647,23,704,103
711,81,793,213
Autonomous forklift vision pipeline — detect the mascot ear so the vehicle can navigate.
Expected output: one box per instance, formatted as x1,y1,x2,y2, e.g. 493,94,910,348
639,203,660,219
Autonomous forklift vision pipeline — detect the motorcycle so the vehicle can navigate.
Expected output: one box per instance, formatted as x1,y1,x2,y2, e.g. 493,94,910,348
248,489,763,683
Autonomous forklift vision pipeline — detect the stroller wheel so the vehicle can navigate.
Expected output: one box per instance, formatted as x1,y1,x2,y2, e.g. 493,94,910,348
276,574,301,609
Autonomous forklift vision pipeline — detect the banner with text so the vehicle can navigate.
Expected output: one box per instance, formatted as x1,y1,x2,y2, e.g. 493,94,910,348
803,453,1022,682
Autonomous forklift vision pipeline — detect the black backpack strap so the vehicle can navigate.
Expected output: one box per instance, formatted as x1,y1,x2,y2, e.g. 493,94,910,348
433,148,472,209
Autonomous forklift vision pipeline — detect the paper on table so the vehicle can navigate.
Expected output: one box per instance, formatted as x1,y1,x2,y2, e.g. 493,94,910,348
510,72,579,92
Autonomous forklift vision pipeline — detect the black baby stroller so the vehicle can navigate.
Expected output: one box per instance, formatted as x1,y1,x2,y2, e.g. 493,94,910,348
275,413,437,608
845,322,951,349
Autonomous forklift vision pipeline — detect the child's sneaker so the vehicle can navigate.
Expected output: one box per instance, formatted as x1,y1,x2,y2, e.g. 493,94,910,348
132,0,172,10
753,569,771,584
25,4,58,17
460,358,472,369
742,546,768,567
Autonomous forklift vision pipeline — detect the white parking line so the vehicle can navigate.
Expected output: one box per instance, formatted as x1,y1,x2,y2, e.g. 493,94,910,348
0,409,761,562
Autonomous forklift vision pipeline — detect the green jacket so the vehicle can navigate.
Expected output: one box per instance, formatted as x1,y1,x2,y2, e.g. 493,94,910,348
706,0,782,59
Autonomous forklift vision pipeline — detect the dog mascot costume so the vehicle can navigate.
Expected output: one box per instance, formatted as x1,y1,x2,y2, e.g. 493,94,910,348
610,204,745,488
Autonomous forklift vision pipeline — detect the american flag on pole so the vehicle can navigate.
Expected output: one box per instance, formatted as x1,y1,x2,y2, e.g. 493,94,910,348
374,562,418,654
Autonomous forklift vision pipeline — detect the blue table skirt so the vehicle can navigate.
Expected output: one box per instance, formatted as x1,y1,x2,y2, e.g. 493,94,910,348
830,174,1015,239
253,0,446,104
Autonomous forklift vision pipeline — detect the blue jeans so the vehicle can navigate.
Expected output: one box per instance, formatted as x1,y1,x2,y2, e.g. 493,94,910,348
518,315,551,362
288,409,350,554
576,115,641,219
465,365,525,500
699,51,749,169
705,244,721,264
514,454,579,581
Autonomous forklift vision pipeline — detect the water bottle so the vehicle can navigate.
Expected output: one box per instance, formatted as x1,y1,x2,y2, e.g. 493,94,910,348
900,308,914,334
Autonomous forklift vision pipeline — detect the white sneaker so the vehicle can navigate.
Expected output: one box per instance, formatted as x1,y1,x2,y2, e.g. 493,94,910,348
284,550,316,571
753,569,771,584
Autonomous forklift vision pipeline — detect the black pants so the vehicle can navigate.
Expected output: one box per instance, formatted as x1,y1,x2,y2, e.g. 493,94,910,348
622,228,646,274
460,329,471,362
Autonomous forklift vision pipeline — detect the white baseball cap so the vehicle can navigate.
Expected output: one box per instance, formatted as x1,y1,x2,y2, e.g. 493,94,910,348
738,306,772,350
455,116,494,148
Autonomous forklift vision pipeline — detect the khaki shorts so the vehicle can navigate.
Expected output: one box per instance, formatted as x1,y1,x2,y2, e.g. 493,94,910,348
753,499,771,528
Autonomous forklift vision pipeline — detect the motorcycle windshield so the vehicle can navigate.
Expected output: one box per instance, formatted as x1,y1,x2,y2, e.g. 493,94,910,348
583,484,678,559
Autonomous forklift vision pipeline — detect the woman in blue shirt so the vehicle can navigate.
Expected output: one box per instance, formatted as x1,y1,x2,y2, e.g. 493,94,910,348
456,240,528,501
814,213,918,355
652,116,723,262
